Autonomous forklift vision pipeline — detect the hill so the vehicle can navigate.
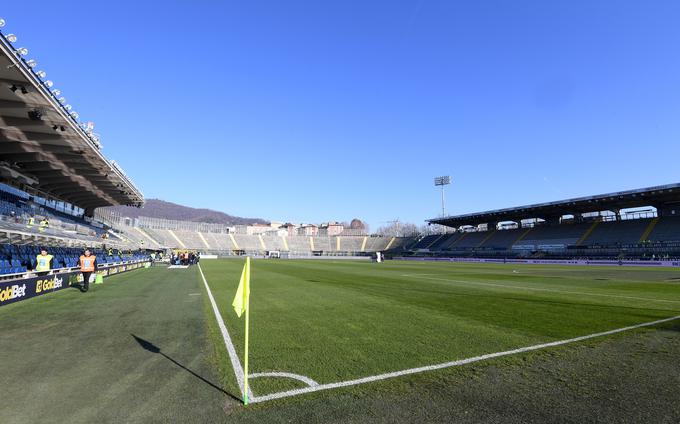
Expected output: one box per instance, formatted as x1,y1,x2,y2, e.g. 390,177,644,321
106,199,267,225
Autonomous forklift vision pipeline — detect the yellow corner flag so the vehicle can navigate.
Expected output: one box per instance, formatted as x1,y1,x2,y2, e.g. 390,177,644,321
232,256,250,318
231,257,251,405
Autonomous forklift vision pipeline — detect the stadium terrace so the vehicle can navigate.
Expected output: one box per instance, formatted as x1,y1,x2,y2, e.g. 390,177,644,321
0,28,143,214
416,184,680,260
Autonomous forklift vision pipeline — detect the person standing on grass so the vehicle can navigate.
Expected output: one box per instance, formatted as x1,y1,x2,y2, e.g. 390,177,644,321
35,248,53,276
79,248,97,293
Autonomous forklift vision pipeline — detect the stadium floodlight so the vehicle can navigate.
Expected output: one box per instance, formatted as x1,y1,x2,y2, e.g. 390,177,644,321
52,89,61,96
15,47,28,56
0,18,5,28
70,111,79,119
58,96,66,103
35,70,46,78
64,104,72,111
434,175,452,217
25,59,37,68
44,80,53,88
5,33,17,43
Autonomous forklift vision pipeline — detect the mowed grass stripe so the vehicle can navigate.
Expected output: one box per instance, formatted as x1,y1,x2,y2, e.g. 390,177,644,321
392,262,680,297
199,259,680,395
0,267,227,424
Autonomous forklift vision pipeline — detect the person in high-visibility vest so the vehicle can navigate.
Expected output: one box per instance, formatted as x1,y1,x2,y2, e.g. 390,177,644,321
79,248,97,293
39,218,49,233
35,248,53,276
26,216,35,229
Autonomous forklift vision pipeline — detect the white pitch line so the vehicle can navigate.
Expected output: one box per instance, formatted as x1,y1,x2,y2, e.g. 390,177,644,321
249,372,319,387
401,273,680,305
197,264,254,400
250,314,680,403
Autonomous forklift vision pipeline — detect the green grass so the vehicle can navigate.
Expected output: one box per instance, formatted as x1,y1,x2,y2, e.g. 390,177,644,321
2,259,680,423
0,266,227,424
199,259,680,397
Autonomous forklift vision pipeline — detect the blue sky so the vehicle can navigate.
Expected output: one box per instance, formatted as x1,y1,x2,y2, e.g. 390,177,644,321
3,1,680,229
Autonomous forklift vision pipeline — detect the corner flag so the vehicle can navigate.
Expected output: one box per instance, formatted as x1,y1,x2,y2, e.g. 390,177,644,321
232,257,250,318
231,257,251,405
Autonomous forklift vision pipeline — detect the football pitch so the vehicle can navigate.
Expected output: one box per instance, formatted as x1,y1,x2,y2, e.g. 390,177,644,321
2,259,680,423
200,259,680,400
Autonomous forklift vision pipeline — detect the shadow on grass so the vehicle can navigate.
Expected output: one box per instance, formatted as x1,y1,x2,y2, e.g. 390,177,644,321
131,334,240,402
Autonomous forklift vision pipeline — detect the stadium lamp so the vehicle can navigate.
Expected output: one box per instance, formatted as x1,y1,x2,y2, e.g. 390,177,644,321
58,96,66,103
0,18,5,28
434,175,452,217
25,59,37,68
15,47,28,56
52,89,61,96
44,80,53,88
64,104,72,111
35,70,46,78
5,33,17,43
70,111,79,119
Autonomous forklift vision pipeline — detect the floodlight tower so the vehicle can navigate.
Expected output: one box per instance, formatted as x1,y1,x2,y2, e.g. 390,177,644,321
434,176,451,217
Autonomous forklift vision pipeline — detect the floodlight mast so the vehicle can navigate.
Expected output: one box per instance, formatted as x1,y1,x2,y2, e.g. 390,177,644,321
434,176,451,217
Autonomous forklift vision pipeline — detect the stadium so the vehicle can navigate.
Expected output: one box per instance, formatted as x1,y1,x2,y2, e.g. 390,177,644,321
2,7,680,424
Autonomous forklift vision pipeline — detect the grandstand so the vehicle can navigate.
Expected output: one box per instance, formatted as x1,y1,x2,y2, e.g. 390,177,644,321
91,208,416,256
106,220,413,257
414,183,680,259
0,26,150,279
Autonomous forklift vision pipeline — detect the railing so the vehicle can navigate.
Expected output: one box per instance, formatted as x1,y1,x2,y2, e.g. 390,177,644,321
0,258,149,282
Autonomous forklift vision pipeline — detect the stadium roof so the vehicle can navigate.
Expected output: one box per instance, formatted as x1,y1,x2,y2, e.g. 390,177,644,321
0,24,143,211
428,183,680,228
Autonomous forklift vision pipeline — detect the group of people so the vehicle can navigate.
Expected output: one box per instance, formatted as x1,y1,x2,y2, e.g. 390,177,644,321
171,251,199,266
26,216,49,232
35,247,97,293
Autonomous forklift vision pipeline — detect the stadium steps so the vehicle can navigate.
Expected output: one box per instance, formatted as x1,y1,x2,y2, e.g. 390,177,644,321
385,237,395,250
437,232,464,250
135,227,161,248
229,234,239,249
513,227,533,245
361,236,368,251
639,218,659,242
477,230,497,248
449,232,469,247
258,235,266,250
576,221,600,246
281,236,289,251
107,229,126,241
197,232,211,249
426,234,446,249
167,230,186,249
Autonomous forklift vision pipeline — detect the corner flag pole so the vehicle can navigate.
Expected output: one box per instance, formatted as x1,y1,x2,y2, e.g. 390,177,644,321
231,256,252,405
243,257,251,405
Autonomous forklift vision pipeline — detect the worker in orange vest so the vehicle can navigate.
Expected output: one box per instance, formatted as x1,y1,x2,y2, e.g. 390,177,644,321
79,248,97,293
